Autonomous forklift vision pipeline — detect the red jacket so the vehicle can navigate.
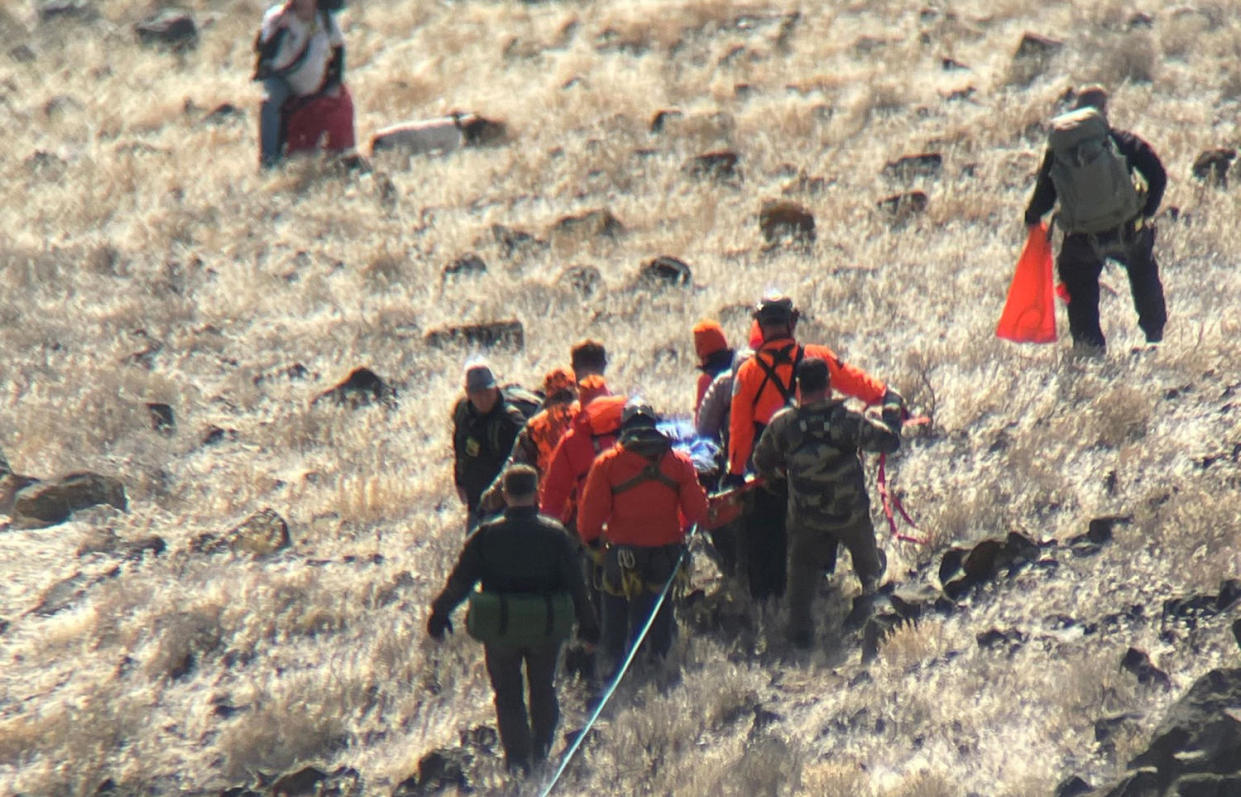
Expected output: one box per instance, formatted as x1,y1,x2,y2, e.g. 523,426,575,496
728,337,886,475
540,395,626,525
578,442,708,547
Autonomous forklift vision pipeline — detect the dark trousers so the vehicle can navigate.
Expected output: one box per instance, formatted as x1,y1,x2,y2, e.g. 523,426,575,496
746,482,788,601
1058,224,1166,349
483,641,561,771
786,516,880,644
602,590,675,665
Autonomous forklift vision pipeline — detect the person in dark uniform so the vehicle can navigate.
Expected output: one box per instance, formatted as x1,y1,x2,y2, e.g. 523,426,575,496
428,465,598,774
1025,84,1168,352
451,362,527,533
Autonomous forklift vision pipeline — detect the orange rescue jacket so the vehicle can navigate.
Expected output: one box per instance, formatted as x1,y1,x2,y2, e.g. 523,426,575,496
727,337,886,475
526,401,579,474
577,443,708,548
539,395,626,525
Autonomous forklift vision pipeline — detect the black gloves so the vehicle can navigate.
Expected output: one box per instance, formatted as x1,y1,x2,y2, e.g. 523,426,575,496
427,613,453,640
881,388,906,431
722,473,746,491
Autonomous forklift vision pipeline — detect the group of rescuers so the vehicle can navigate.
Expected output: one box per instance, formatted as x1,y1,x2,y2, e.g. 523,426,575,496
428,296,906,773
423,80,1174,774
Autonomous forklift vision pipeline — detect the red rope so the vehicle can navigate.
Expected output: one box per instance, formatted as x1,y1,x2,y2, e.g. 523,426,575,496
877,413,931,545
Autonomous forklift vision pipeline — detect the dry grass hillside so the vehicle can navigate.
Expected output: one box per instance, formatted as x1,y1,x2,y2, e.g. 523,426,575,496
2,0,1240,794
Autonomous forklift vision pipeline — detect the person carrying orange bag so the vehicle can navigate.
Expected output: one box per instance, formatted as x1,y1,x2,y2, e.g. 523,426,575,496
996,222,1057,344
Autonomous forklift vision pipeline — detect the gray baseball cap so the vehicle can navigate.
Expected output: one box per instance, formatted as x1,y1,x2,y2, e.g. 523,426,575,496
465,363,497,391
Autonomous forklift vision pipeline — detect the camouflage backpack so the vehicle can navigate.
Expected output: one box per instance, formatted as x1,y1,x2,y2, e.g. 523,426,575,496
1047,108,1142,234
785,405,868,525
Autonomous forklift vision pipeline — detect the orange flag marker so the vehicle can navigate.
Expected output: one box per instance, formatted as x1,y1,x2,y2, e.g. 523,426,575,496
997,222,1057,344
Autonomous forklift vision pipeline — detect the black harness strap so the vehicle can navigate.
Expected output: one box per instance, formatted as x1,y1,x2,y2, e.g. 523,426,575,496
611,460,679,495
751,343,804,410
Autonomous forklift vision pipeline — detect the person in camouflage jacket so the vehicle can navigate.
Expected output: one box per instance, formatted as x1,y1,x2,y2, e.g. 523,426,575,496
752,358,901,648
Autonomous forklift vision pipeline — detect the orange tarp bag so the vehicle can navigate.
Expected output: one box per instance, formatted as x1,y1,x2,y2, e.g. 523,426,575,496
996,222,1057,344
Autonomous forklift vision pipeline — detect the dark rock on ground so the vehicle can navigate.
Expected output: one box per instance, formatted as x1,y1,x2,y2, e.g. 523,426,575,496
883,153,942,180
203,103,242,124
638,256,692,287
487,224,548,259
9,44,37,63
686,150,740,181
877,191,929,217
77,528,165,560
942,57,970,71
313,368,398,409
650,109,682,133
13,473,127,528
1095,712,1144,744
1128,12,1154,29
147,403,175,435
253,362,311,386
424,320,524,351
940,531,1041,598
1054,774,1094,797
193,508,290,557
135,8,197,50
393,747,472,795
1232,619,1241,652
558,265,602,297
270,766,360,797
861,613,904,662
1191,148,1236,187
759,200,815,243
1015,31,1063,58
1,468,41,516
1121,647,1172,690
1103,669,1241,795
202,426,237,446
976,628,1027,653
550,208,624,240
0,617,8,635
38,1,92,22
442,253,486,281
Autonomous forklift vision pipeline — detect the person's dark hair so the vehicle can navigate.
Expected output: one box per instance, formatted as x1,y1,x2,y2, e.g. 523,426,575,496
796,358,830,394
570,339,608,374
502,464,538,499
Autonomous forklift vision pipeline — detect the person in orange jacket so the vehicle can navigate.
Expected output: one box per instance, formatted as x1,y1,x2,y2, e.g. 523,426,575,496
477,367,580,517
578,400,709,664
691,320,734,414
725,295,904,601
539,376,623,529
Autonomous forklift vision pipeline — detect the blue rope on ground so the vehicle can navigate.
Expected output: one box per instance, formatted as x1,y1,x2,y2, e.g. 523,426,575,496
538,525,699,797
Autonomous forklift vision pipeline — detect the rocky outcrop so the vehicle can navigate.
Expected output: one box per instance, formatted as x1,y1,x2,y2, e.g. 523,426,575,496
393,726,497,795
13,472,127,528
192,508,290,557
882,153,943,181
424,320,524,351
637,256,692,288
759,200,815,243
313,368,398,409
937,531,1042,599
1103,669,1241,796
1191,148,1236,188
550,208,624,241
134,8,197,49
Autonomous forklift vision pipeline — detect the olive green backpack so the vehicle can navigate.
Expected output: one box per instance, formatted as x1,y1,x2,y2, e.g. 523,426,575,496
1047,108,1142,234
